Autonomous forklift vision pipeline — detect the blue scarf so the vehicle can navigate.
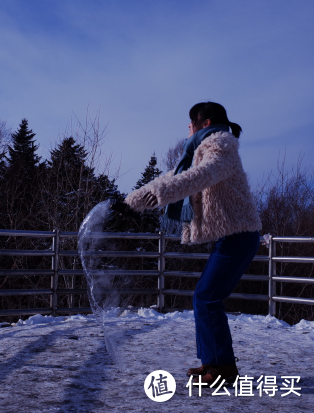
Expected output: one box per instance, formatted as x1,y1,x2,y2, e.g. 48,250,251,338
160,124,229,235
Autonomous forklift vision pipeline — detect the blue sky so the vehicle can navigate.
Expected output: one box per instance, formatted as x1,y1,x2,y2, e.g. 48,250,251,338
1,0,314,193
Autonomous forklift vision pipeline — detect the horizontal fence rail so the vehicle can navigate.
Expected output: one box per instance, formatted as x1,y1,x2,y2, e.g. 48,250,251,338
0,231,314,317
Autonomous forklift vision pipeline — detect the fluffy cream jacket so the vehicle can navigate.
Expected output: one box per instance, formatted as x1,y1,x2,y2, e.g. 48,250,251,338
125,131,262,244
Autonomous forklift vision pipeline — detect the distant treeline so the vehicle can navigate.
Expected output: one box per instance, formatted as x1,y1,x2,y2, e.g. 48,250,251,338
0,118,314,325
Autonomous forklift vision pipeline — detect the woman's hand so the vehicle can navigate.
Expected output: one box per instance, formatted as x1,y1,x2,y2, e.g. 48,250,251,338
143,192,158,207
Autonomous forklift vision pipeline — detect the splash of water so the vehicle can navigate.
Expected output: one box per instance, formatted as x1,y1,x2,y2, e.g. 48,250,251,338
79,201,112,315
78,200,123,362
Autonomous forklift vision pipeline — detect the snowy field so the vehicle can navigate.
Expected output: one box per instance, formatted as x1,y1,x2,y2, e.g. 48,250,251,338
0,309,313,413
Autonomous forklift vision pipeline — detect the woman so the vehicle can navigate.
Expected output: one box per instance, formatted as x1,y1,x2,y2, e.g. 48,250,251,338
124,101,262,385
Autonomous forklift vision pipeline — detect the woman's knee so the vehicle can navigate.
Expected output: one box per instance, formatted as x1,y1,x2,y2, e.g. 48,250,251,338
206,300,225,312
194,295,224,314
193,293,207,314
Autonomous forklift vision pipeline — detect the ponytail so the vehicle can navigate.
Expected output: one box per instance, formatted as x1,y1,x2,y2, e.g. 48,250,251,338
228,121,242,138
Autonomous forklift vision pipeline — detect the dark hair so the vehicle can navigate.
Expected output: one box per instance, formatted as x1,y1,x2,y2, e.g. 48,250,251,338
189,101,242,138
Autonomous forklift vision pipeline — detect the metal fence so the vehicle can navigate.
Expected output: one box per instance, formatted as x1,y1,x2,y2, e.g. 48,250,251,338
0,230,314,318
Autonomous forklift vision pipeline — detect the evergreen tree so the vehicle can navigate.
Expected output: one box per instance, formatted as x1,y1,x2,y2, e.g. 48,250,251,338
96,173,124,202
7,119,40,175
42,137,94,230
2,119,41,229
48,136,91,189
42,136,123,231
95,173,126,232
132,153,162,233
133,153,162,190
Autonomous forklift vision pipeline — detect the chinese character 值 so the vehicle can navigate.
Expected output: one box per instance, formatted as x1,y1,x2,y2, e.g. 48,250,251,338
148,373,173,398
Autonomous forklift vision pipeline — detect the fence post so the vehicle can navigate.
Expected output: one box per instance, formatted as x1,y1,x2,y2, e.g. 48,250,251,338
157,231,165,312
50,229,59,316
268,235,276,316
69,258,76,309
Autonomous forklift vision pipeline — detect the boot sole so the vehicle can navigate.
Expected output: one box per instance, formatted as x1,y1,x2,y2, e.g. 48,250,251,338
192,375,238,387
186,371,206,377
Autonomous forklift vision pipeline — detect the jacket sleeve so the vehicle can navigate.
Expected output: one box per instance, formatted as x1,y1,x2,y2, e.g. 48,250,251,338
125,134,238,211
124,169,174,212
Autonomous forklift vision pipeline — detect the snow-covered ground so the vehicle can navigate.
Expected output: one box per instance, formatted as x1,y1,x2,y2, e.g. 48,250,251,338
0,309,313,412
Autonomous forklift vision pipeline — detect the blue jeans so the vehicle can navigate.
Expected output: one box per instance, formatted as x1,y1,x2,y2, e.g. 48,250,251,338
193,231,260,365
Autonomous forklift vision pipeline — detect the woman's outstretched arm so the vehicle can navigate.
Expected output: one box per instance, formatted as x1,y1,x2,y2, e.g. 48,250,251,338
125,133,238,212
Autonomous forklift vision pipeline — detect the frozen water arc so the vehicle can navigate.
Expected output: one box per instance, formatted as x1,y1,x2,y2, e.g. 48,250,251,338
78,200,114,317
78,200,123,362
